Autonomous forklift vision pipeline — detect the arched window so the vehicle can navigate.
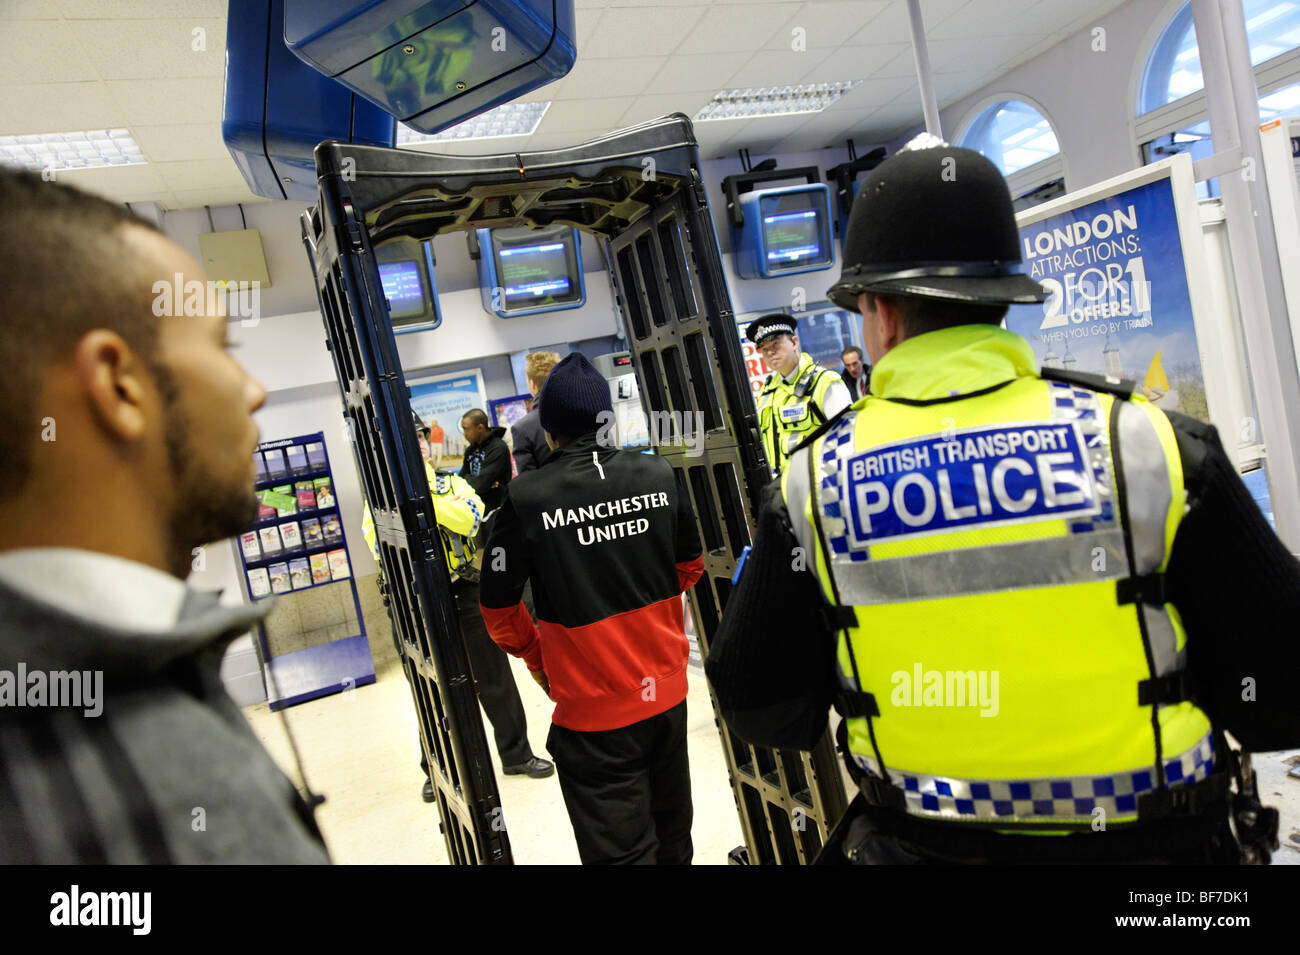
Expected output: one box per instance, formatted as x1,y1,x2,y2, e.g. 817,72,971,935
956,99,1064,210
1137,1,1300,196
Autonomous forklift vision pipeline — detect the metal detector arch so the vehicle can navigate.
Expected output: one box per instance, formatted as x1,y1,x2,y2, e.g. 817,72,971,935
301,114,847,864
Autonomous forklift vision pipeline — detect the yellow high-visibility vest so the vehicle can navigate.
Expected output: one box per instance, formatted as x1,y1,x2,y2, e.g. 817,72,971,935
758,352,844,474
783,324,1214,827
362,462,483,580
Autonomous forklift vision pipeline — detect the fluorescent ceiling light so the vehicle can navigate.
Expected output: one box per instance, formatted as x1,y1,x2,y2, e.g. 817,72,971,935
0,129,146,172
398,101,550,143
694,81,862,122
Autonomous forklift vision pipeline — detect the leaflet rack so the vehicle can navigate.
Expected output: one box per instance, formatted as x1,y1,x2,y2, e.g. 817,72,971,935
301,114,847,865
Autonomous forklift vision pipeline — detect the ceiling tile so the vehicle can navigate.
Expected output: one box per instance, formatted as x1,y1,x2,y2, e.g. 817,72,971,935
131,123,229,163
0,82,131,133
68,20,226,80
786,107,885,149
548,56,668,100
154,157,247,191
865,102,927,137
803,44,909,83
52,162,167,201
726,49,832,87
618,91,715,128
0,22,100,83
574,6,604,48
763,1,891,51
645,51,752,95
823,76,919,112
582,7,707,58
929,1,1062,39
57,1,227,16
1,4,62,18
845,0,972,45
676,3,803,56
535,97,635,134
104,78,223,127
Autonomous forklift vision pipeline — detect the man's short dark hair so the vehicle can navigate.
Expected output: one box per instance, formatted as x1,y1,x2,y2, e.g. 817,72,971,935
0,169,164,500
864,292,1008,339
461,408,489,429
841,346,863,361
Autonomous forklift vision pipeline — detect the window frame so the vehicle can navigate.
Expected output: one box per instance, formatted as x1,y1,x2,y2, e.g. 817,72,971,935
954,93,1067,203
1133,0,1300,162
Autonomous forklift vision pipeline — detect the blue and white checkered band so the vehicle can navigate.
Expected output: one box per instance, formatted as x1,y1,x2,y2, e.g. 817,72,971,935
434,473,451,495
1046,381,1116,535
854,733,1215,822
750,322,795,342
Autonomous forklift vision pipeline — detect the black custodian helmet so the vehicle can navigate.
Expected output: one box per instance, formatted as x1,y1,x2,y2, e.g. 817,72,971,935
826,140,1048,310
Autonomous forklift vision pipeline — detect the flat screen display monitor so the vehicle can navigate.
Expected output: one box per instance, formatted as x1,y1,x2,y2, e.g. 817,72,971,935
378,260,426,319
373,238,441,333
478,225,586,317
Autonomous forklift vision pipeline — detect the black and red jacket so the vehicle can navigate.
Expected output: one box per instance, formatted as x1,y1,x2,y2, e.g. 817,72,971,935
479,432,704,731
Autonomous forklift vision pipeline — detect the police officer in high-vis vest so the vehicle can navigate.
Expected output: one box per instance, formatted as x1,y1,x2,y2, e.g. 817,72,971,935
707,139,1300,864
363,412,553,802
748,315,851,474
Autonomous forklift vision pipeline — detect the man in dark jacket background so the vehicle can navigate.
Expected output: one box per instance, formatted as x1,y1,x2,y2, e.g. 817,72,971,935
840,345,870,400
511,350,561,473
459,409,512,514
479,353,705,865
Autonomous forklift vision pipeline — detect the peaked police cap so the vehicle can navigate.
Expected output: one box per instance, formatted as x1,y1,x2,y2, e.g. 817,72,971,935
826,143,1048,310
745,314,797,345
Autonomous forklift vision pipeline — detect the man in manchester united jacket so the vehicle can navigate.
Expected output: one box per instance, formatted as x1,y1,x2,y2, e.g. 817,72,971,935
480,353,705,865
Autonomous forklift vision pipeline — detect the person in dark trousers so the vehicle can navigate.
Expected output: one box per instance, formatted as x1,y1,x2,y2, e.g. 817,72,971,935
706,139,1300,865
459,409,512,514
511,350,561,474
840,345,870,400
479,353,705,865
0,168,329,863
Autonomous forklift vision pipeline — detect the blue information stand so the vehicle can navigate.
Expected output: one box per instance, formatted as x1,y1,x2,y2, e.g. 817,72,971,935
238,431,375,710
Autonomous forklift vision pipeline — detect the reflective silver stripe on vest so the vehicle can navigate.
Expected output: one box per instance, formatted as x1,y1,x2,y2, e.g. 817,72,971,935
853,732,1215,822
785,446,820,564
1113,400,1182,680
808,384,1133,604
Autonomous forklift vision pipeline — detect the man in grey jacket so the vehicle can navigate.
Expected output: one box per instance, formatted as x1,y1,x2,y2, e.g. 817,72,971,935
0,169,330,863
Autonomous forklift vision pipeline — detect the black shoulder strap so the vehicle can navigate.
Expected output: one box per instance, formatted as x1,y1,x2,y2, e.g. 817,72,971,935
1040,365,1137,399
790,401,854,457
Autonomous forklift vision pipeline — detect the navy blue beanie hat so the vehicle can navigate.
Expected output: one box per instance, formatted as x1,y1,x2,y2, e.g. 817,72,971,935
538,353,613,438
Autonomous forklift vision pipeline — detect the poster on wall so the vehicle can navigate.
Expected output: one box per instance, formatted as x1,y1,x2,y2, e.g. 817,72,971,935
490,393,532,429
1006,168,1211,423
735,305,860,405
409,369,488,465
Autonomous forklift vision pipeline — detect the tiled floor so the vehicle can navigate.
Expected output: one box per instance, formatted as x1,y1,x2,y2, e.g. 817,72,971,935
243,655,745,864
243,656,1300,865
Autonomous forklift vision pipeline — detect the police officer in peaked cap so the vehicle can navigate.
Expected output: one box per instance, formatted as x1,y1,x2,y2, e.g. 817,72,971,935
747,313,851,475
707,137,1300,865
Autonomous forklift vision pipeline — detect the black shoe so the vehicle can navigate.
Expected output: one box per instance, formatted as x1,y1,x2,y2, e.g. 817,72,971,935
502,757,555,779
422,779,435,803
